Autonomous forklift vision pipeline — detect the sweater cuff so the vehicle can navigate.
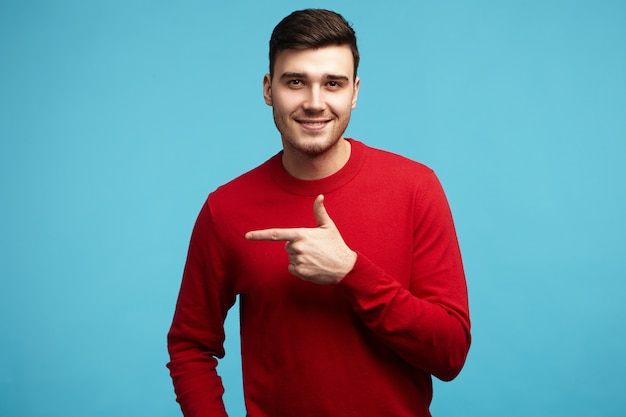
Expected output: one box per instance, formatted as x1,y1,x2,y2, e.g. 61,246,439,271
336,252,386,299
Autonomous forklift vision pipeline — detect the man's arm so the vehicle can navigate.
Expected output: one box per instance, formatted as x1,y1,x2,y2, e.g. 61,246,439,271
167,201,236,417
338,173,470,380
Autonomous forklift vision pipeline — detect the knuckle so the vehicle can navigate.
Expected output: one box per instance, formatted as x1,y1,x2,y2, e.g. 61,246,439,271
290,241,303,253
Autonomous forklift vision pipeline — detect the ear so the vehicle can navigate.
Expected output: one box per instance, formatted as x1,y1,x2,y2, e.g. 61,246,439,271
263,73,273,106
351,76,360,109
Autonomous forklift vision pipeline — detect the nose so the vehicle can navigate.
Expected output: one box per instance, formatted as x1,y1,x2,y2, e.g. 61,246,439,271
303,85,325,112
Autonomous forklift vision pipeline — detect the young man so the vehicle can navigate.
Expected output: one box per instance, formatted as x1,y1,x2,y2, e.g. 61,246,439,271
167,9,470,417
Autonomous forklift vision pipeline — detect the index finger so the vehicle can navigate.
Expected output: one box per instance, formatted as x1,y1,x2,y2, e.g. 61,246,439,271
245,228,300,241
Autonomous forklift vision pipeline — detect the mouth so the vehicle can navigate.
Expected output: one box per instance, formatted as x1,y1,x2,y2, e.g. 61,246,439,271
296,119,331,131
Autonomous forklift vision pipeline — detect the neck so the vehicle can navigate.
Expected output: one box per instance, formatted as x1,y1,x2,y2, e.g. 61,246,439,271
281,138,352,180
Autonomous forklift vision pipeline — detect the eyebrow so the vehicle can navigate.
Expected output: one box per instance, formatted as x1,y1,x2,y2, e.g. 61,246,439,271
279,72,350,82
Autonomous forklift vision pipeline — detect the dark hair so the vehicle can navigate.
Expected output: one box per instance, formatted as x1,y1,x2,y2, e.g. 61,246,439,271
269,9,360,79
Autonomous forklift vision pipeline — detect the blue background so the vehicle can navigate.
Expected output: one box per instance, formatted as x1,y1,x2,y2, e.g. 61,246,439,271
1,1,625,416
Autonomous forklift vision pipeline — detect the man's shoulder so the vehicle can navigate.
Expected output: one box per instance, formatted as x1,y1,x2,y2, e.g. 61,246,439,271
357,140,434,176
207,152,279,203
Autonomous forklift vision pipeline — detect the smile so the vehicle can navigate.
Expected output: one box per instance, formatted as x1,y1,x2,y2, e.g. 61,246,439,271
296,119,331,130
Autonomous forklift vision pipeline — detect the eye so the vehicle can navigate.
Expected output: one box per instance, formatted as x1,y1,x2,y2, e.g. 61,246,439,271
326,81,343,89
288,79,303,87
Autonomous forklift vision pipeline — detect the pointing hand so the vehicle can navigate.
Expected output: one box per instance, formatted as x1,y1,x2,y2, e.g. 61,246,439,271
245,195,357,284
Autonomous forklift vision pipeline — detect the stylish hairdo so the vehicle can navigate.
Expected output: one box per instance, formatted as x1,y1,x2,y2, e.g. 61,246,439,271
269,9,360,79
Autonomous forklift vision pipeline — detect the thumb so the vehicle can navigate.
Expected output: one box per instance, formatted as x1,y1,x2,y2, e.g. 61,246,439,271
313,194,334,228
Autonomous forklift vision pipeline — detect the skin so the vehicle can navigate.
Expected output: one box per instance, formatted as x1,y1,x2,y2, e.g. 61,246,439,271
247,45,360,284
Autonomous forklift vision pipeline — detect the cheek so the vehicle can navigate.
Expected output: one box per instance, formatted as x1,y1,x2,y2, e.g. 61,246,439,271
272,95,297,116
333,100,356,117
329,93,357,113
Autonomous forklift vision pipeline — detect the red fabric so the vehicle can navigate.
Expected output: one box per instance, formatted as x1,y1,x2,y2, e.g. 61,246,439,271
167,139,471,417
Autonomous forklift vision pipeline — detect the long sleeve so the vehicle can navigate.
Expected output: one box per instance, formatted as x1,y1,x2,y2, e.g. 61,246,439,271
167,201,236,416
336,171,470,381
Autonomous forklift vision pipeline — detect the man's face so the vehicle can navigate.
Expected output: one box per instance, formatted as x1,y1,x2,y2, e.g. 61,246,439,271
263,45,360,158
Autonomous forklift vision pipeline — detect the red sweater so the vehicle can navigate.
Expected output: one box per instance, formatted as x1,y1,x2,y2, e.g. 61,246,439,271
167,139,471,417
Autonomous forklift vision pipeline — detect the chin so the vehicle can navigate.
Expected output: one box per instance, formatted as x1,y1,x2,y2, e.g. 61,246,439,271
288,136,339,157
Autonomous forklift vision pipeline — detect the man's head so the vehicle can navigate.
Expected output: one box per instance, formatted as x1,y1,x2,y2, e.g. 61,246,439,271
263,10,361,169
269,9,360,80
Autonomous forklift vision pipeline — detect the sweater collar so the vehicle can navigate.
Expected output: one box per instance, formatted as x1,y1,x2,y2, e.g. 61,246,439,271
269,138,366,196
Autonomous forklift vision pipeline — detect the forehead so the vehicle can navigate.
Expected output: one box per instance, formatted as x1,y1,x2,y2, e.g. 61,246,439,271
273,45,355,80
